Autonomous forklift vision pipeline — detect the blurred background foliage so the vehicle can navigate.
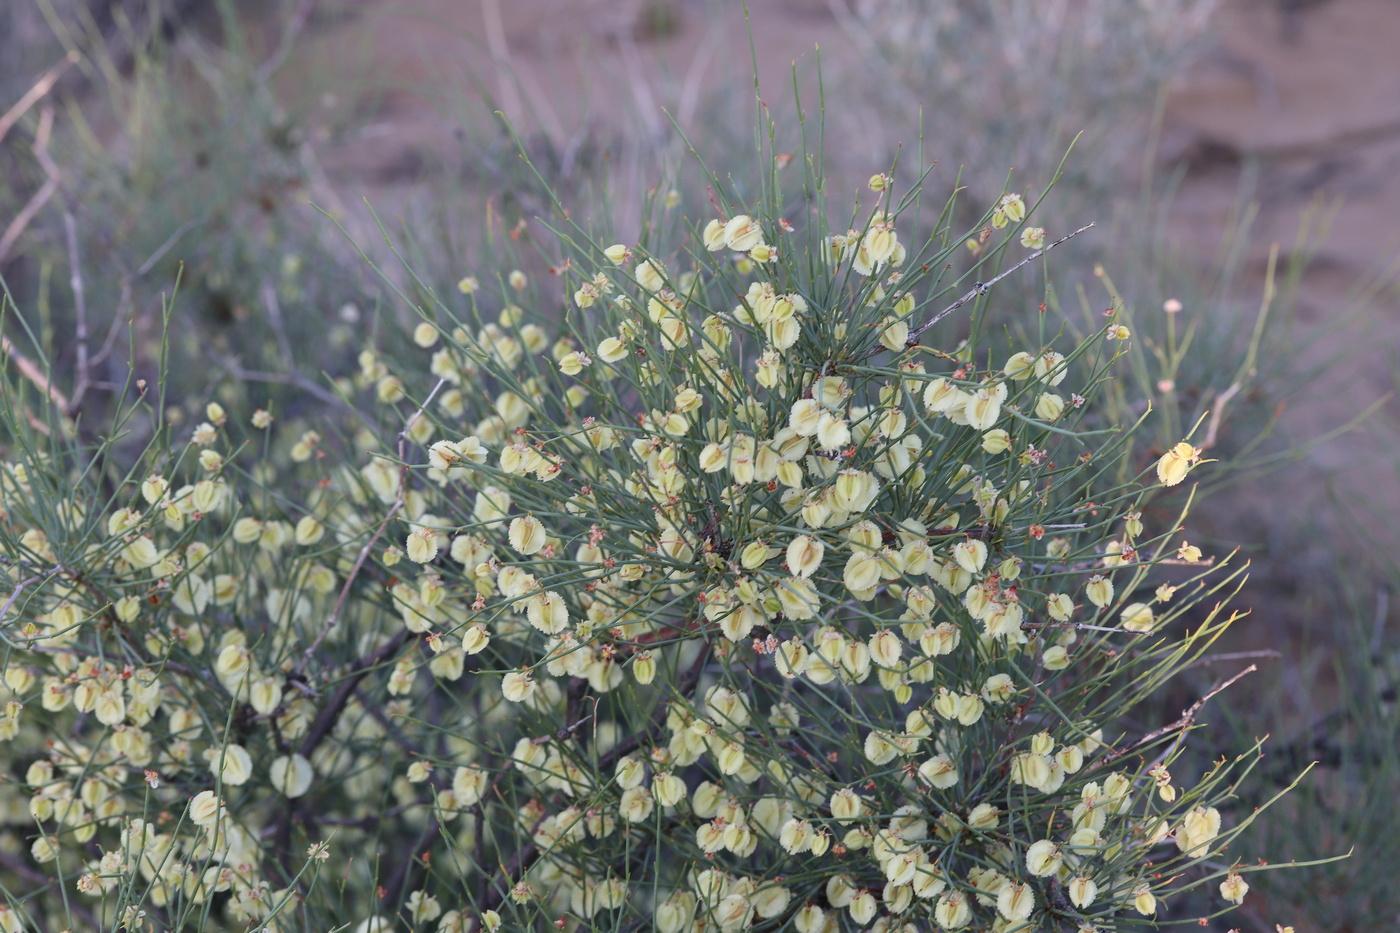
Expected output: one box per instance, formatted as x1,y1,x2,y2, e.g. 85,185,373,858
2,0,1398,929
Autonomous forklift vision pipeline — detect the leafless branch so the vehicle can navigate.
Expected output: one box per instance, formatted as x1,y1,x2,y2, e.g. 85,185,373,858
1096,664,1258,767
1201,380,1242,450
298,630,412,759
0,51,78,147
481,0,564,143
902,223,1096,349
313,800,418,829
261,278,296,372
0,574,44,623
1180,649,1281,673
1022,621,1131,634
1370,585,1389,658
353,686,426,758
0,848,101,930
88,281,133,373
0,105,59,263
137,215,207,278
2,332,69,419
63,211,92,411
382,811,442,913
256,0,316,82
223,366,347,410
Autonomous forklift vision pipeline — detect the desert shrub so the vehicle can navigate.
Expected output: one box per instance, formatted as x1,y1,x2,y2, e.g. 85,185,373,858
0,88,1322,932
812,0,1334,531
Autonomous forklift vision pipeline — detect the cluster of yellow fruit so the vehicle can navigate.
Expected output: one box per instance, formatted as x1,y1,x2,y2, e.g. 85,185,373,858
0,172,1245,933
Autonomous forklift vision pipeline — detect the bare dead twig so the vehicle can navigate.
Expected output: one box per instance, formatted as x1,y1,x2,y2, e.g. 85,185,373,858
1022,620,1133,634
1096,664,1259,767
0,51,78,147
901,223,1096,350
382,811,442,914
64,211,92,412
353,686,426,758
481,0,564,143
302,501,402,663
0,846,52,888
312,799,418,830
0,105,59,263
1201,380,1242,450
0,848,101,931
2,332,70,418
256,0,316,82
88,281,133,374
297,629,412,759
0,574,44,623
223,367,347,410
1180,650,1281,673
261,278,296,372
1369,585,1389,658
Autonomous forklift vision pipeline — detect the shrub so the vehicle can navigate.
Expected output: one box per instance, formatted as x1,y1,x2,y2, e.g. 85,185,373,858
0,93,1314,933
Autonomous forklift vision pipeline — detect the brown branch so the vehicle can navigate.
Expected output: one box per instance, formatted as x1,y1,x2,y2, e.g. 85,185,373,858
353,686,426,758
1179,650,1280,673
222,366,348,410
0,847,50,887
0,334,68,420
0,104,60,265
0,103,67,431
1095,664,1259,767
261,278,296,372
256,0,316,82
270,630,413,875
63,211,91,412
0,849,101,931
0,51,78,146
0,180,57,265
382,810,441,914
312,800,419,830
901,223,1096,349
1201,381,1242,451
298,629,411,759
0,574,44,623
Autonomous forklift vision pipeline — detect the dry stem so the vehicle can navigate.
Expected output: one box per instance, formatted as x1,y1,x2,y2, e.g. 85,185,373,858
1097,663,1259,767
0,51,78,147
902,223,1096,349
